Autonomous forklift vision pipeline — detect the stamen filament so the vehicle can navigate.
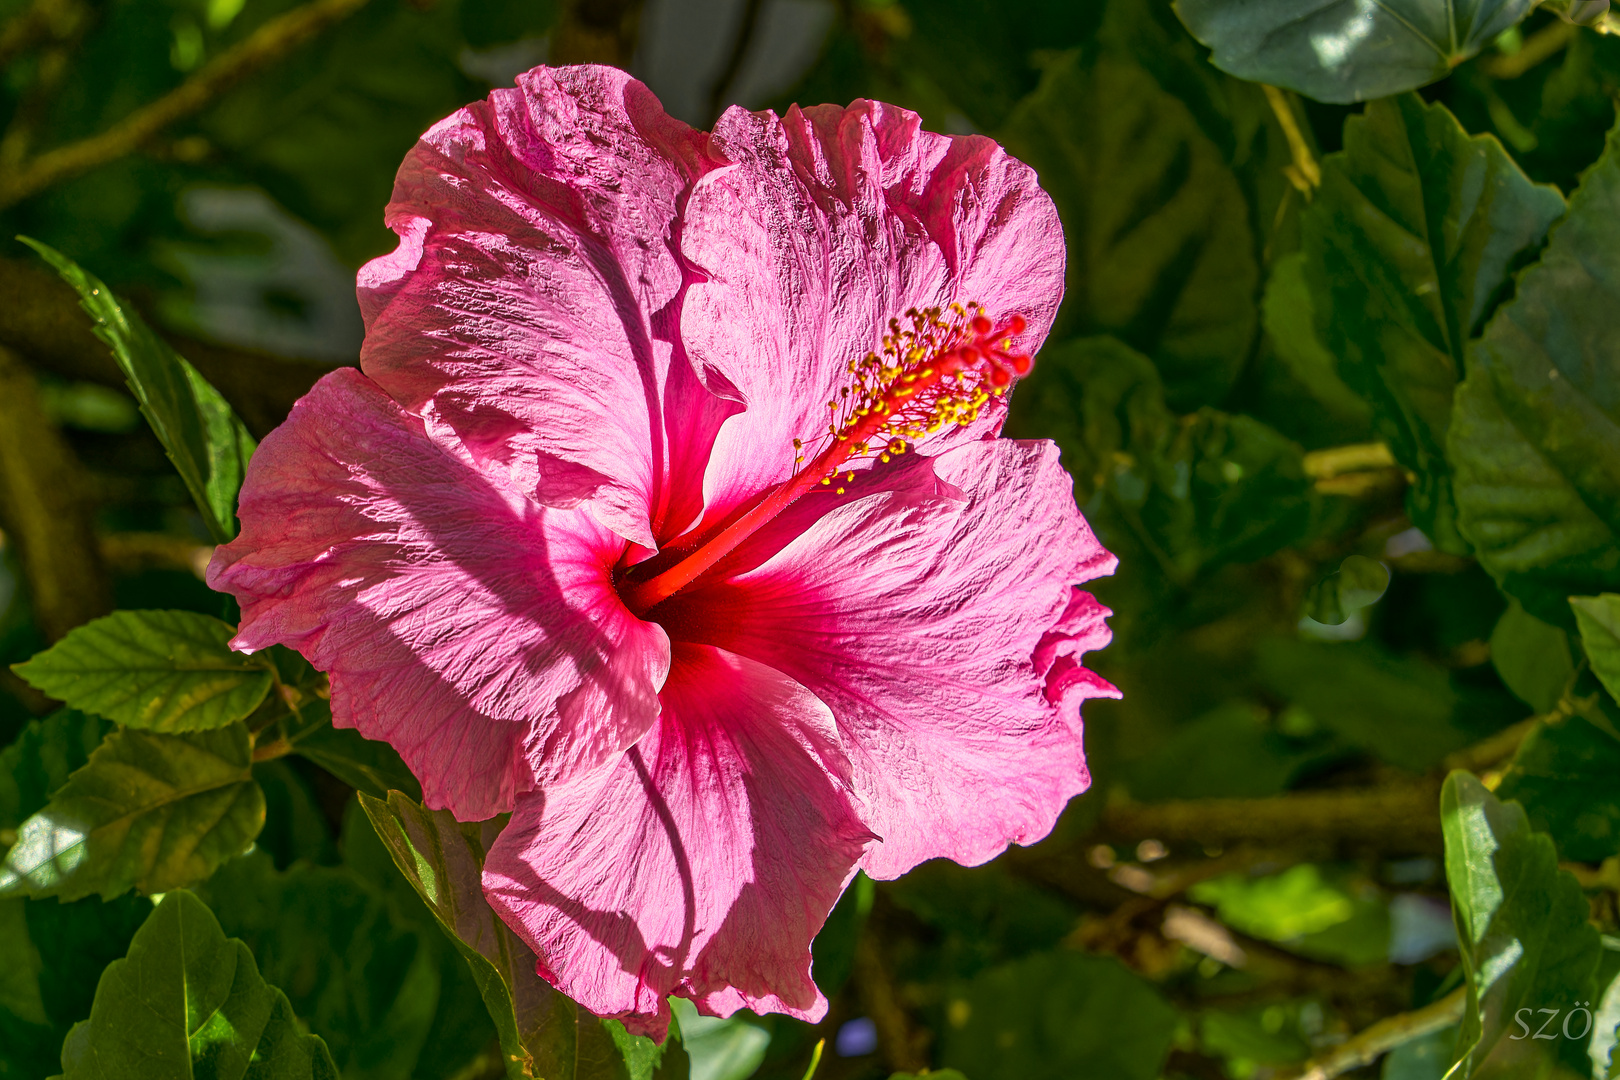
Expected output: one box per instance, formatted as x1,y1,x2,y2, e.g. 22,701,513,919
620,306,1030,615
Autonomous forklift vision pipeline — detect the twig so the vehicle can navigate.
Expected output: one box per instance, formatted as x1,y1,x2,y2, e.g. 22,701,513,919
0,344,111,640
852,931,929,1073
1262,85,1321,194
1285,987,1466,1080
707,0,764,124
1480,20,1576,79
0,0,84,69
1302,442,1396,479
251,736,293,762
0,0,373,210
1441,716,1542,775
98,532,214,578
1099,782,1443,852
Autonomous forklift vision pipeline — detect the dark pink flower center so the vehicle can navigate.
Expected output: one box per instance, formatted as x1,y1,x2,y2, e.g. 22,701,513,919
619,304,1032,615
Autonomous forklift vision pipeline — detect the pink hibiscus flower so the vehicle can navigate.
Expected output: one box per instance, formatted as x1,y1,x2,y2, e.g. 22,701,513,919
207,64,1118,1038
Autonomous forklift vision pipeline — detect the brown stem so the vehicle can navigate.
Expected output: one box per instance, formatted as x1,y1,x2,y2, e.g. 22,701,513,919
251,736,293,762
0,344,112,640
0,0,85,69
852,929,928,1073
0,0,373,211
1098,781,1444,852
1480,20,1576,79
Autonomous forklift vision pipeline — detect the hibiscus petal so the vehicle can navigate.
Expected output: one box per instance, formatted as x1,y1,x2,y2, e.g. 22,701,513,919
483,644,872,1040
206,368,669,820
358,64,737,547
680,99,1067,524
661,438,1116,879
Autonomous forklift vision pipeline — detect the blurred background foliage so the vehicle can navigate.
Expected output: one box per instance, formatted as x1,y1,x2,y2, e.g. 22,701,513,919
2,0,1620,1078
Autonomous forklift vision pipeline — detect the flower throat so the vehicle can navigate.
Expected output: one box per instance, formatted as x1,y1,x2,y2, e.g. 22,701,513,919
620,304,1032,615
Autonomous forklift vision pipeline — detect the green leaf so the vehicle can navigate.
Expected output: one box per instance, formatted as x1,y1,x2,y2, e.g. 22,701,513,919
1190,864,1390,966
57,889,336,1079
282,699,421,801
0,894,153,1080
19,238,257,544
1174,0,1535,103
1252,252,1375,449
12,611,273,732
0,724,264,901
939,951,1176,1080
198,850,487,1080
1009,337,1327,583
1121,703,1337,801
1304,554,1391,626
1450,122,1620,626
1000,49,1258,410
1497,710,1620,861
810,872,874,998
1441,771,1601,1079
1257,638,1473,770
1301,94,1565,553
1489,601,1575,714
890,1073,967,1080
358,790,682,1080
0,710,107,843
1572,595,1620,705
667,999,767,1080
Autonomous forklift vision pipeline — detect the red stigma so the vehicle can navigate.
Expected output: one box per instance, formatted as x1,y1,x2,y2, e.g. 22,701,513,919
620,302,1036,615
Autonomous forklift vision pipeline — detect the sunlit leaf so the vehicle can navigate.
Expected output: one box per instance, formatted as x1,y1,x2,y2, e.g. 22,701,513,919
1450,121,1620,625
56,890,336,1079
669,998,767,1080
12,611,273,732
1175,0,1536,103
20,239,257,544
1442,771,1600,1078
1302,94,1565,552
0,724,263,901
1,710,107,845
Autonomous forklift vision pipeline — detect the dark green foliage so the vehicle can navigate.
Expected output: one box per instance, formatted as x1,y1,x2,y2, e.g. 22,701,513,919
938,951,1177,1080
1302,94,1565,552
1450,121,1620,624
1498,711,1620,861
1000,54,1258,409
57,890,337,1079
